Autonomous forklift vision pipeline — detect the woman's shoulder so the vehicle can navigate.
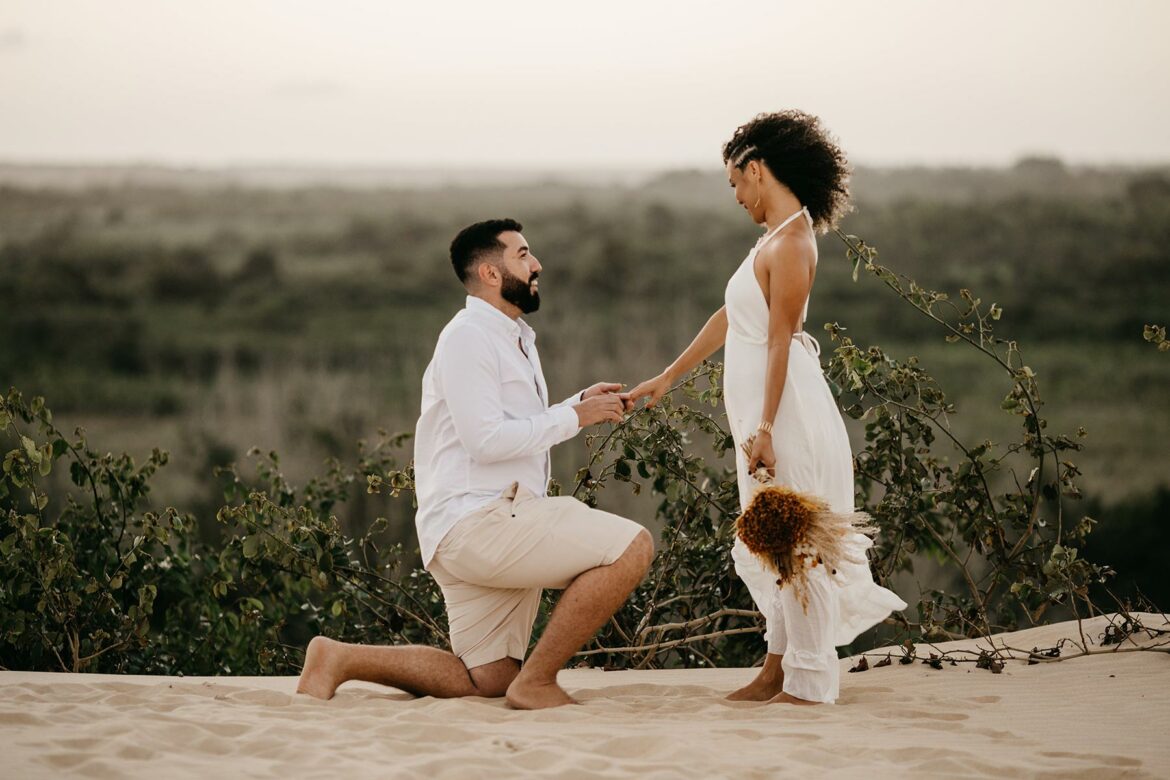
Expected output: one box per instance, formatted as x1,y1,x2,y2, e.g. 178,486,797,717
756,229,816,272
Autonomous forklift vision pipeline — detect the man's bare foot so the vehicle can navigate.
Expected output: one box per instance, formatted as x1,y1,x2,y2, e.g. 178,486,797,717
505,676,577,710
296,636,344,700
726,673,784,702
768,691,821,706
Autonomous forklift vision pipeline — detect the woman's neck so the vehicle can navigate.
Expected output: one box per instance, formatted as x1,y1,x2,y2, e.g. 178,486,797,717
762,190,805,232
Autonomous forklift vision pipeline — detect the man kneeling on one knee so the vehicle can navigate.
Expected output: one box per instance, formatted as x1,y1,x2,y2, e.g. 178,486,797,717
297,218,654,710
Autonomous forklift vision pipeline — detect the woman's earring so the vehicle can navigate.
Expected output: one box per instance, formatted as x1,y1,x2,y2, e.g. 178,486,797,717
753,178,762,210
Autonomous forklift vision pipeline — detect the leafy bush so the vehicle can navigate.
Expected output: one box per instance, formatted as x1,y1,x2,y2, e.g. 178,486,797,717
0,390,435,674
0,232,1144,674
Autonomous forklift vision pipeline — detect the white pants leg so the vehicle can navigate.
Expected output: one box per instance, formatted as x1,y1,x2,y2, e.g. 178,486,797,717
778,563,840,703
731,537,788,653
731,538,840,703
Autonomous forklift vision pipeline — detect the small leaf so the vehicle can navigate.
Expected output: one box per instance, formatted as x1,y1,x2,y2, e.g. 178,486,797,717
21,436,40,464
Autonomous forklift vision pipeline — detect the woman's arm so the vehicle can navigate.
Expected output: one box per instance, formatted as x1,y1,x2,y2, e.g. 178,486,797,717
664,306,728,383
748,239,813,474
626,306,728,408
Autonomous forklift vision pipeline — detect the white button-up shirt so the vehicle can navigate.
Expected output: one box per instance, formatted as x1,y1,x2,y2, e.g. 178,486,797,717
413,296,583,567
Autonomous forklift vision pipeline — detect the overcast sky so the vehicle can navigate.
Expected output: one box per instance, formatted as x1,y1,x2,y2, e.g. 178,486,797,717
1,0,1167,169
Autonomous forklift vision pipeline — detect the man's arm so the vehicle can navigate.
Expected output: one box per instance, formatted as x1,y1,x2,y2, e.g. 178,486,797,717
439,327,580,464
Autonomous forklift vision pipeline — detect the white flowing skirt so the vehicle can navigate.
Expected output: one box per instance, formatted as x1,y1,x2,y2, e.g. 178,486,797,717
724,333,906,701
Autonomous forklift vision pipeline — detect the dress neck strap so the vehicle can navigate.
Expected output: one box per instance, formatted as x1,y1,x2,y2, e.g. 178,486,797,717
757,206,812,245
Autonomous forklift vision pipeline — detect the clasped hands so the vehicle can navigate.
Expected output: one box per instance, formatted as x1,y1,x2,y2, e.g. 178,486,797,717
573,376,666,427
574,376,777,479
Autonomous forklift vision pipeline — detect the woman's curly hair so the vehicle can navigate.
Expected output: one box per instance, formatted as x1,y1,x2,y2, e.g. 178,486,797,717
722,110,852,233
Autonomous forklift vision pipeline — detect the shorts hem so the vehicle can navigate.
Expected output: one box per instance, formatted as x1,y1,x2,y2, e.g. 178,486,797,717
597,522,647,568
458,641,526,670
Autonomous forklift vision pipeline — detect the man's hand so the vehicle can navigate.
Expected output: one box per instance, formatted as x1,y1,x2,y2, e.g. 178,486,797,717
573,393,626,427
581,382,623,400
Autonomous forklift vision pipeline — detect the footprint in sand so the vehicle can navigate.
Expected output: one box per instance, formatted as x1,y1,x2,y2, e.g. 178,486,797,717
194,720,254,738
333,689,414,705
0,711,49,726
41,751,95,770
223,689,292,706
190,734,237,757
508,747,564,771
881,708,970,726
1040,751,1142,767
115,744,158,761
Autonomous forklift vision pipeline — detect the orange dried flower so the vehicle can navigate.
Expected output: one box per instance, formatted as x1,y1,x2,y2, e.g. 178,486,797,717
736,438,875,610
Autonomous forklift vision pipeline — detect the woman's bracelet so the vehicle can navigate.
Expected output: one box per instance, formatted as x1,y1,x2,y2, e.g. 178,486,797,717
757,420,773,435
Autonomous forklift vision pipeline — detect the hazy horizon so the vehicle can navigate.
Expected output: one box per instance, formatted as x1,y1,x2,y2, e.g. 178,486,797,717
2,1,1168,169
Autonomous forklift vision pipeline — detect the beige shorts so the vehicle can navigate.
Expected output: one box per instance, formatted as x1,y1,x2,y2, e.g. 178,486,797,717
429,483,645,669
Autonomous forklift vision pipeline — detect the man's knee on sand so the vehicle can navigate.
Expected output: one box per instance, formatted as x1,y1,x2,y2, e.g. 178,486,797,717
468,657,520,698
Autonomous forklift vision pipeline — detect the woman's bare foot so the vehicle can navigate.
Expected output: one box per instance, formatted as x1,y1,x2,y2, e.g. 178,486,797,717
296,636,345,700
726,671,784,701
726,653,785,701
505,675,577,710
768,691,821,706
726,676,785,701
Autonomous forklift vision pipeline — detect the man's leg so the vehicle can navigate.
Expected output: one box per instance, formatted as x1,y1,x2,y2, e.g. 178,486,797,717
505,529,654,710
296,638,520,700
297,550,533,701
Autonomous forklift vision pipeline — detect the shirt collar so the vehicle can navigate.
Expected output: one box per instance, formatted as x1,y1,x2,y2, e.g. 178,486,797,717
464,295,535,342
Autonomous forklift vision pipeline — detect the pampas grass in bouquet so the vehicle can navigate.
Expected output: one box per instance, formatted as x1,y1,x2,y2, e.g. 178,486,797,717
736,437,875,611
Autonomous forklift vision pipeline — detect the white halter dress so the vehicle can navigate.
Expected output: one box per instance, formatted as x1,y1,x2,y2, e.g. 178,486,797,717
723,206,906,703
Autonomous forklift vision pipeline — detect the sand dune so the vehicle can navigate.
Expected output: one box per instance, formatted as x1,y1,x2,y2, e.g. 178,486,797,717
1,614,1167,778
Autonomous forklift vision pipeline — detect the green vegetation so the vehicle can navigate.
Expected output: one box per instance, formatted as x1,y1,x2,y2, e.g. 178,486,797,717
0,229,1149,671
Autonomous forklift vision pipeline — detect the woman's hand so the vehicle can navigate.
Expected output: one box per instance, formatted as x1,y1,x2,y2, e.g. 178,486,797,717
624,373,672,410
747,431,776,480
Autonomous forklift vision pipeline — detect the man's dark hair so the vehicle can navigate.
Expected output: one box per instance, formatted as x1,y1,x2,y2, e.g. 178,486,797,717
449,218,523,284
722,110,851,233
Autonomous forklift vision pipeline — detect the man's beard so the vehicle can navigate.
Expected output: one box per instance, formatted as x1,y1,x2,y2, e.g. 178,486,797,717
500,267,540,314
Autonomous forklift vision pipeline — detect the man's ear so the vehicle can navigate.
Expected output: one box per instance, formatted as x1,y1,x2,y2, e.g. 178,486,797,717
476,261,499,289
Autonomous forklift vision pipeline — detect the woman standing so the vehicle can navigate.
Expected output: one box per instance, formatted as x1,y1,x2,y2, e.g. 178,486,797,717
626,111,905,704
